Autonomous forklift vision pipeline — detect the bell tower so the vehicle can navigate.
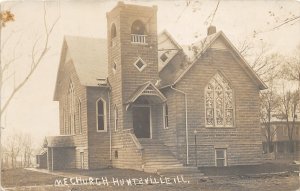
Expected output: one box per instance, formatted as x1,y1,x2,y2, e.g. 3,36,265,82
107,2,159,130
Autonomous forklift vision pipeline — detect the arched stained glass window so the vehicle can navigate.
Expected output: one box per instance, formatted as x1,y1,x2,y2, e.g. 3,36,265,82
205,73,234,127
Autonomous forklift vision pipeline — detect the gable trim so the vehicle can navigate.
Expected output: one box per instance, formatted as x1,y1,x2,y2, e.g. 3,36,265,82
171,31,267,90
125,81,167,110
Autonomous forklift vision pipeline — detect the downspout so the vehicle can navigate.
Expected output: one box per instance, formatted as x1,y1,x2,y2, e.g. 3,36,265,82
108,89,112,162
170,85,189,165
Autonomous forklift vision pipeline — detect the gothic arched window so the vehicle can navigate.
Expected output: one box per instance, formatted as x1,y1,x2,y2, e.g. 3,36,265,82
163,104,169,129
205,73,234,127
68,81,75,134
114,106,118,132
96,98,107,132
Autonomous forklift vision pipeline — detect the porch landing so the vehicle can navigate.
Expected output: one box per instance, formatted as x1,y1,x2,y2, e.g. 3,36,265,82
138,139,199,175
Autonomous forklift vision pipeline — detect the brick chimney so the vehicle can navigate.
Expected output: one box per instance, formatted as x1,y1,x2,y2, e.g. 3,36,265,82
207,25,216,36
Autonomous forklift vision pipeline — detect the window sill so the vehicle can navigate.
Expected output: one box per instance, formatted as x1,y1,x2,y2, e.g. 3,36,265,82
131,42,148,45
205,126,236,129
97,130,107,133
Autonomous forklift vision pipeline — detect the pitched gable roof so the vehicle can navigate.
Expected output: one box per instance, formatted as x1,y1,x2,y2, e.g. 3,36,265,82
45,135,75,148
125,81,167,110
65,36,108,86
163,31,267,90
158,30,182,71
54,36,108,100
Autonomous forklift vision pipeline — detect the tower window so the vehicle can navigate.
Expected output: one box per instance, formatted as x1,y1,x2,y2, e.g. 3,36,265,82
113,61,117,74
131,20,146,44
131,20,145,35
111,23,117,46
160,53,168,62
133,58,147,72
111,23,117,38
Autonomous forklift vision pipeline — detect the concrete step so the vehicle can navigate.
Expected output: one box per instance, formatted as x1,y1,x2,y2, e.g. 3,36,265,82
143,164,184,173
138,138,184,173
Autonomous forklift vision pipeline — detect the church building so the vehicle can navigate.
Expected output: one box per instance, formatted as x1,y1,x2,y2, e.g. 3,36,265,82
36,2,267,172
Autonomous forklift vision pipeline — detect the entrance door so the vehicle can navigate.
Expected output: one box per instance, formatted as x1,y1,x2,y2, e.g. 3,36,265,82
133,106,151,138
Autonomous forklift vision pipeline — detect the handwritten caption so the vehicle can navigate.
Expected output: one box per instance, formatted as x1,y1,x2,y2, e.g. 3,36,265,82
54,175,189,187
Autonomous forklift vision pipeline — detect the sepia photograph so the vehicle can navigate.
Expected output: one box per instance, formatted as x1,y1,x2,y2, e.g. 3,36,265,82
0,0,299,190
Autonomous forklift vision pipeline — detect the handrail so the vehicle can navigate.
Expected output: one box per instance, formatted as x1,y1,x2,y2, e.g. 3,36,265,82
129,132,143,150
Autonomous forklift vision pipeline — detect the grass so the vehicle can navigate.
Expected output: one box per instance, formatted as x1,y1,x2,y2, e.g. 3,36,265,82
198,162,299,176
2,162,300,191
2,168,62,187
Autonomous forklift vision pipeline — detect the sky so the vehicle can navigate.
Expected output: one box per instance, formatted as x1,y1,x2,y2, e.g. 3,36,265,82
1,0,300,148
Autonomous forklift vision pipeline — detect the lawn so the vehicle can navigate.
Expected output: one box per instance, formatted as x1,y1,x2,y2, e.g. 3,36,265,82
2,168,62,187
2,162,300,191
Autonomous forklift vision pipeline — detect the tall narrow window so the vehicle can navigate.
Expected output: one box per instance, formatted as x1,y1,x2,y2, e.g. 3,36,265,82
111,23,117,38
114,106,118,132
63,109,67,134
78,99,82,134
97,98,106,132
111,23,117,47
68,81,75,134
163,104,169,129
205,73,234,127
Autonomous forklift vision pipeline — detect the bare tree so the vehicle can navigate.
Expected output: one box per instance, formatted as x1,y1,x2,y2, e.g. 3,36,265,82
281,46,300,88
237,39,283,82
4,133,23,168
22,134,34,168
1,2,60,114
260,81,280,153
0,1,60,188
279,88,300,153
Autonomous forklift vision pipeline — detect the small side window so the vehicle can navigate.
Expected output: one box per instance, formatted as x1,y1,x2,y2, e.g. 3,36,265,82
215,149,227,167
163,104,169,129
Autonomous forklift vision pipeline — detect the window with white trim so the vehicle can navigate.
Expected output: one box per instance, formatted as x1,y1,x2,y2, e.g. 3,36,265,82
163,104,169,129
77,99,82,134
215,148,227,167
63,109,67,134
205,73,234,127
68,81,75,134
96,98,107,132
133,57,147,72
114,106,118,132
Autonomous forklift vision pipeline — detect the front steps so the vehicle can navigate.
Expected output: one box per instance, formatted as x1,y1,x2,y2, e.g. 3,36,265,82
139,139,184,173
